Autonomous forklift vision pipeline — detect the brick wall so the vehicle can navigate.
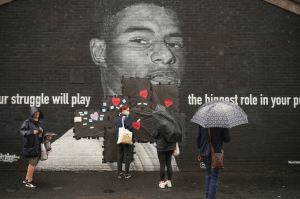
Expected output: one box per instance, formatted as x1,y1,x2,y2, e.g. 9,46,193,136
0,0,300,171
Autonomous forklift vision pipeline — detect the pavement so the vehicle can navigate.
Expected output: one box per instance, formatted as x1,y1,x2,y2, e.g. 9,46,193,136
1,171,299,199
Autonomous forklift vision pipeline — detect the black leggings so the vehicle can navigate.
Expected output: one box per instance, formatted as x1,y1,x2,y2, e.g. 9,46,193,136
117,144,132,174
157,150,173,181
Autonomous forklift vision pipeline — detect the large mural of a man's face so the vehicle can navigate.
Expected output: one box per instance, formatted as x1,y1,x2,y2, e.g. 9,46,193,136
90,3,185,96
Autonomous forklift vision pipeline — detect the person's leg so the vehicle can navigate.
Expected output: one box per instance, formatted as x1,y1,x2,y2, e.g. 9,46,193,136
166,150,173,181
117,144,124,175
157,151,166,182
124,144,132,174
208,168,220,199
203,158,212,199
26,164,35,182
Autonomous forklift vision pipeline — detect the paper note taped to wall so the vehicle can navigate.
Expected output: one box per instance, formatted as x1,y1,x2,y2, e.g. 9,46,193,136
74,117,82,122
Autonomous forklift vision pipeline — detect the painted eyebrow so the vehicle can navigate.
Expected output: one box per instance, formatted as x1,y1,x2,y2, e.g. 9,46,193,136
123,27,182,37
168,32,182,38
123,27,154,34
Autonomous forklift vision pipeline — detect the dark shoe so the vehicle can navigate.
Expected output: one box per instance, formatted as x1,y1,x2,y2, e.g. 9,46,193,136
22,179,28,184
25,181,38,188
125,174,131,179
118,173,125,179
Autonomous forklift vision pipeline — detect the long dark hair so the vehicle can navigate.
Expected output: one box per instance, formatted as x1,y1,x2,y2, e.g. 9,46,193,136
117,105,129,116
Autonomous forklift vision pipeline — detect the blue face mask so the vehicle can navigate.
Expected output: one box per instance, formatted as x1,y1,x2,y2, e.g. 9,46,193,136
125,112,130,116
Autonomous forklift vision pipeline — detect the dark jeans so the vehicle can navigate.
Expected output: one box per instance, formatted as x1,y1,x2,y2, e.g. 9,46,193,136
157,150,173,181
117,144,132,174
203,157,220,199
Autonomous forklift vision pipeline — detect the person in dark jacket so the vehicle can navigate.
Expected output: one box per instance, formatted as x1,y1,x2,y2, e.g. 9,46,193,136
20,106,45,188
115,105,134,179
196,125,231,199
152,129,176,189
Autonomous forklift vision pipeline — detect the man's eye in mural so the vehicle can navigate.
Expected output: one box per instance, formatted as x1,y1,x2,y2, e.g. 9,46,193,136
129,38,149,44
166,42,181,49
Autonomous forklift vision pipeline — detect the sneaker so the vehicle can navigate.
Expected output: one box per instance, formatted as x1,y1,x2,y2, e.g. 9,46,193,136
159,182,165,189
22,180,28,184
25,181,38,188
164,181,172,188
118,173,125,179
125,174,131,179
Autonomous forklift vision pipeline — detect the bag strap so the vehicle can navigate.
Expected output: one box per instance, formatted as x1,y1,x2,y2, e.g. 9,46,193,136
122,116,125,128
208,128,215,155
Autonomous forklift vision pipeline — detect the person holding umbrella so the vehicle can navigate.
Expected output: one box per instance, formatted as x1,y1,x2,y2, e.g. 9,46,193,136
197,126,231,199
152,129,175,189
191,101,248,199
152,104,182,189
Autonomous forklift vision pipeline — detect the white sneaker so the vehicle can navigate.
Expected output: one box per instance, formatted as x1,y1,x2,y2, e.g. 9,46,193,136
159,182,165,189
164,181,172,188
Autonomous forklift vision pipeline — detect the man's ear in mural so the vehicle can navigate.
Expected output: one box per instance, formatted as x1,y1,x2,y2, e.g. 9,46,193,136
90,38,106,67
90,38,114,96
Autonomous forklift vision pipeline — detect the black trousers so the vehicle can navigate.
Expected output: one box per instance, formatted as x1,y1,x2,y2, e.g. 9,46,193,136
157,150,173,181
117,144,132,174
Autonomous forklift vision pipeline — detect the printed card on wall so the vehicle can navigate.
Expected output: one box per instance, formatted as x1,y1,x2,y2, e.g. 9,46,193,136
151,84,180,113
129,107,156,142
122,78,151,109
74,109,106,138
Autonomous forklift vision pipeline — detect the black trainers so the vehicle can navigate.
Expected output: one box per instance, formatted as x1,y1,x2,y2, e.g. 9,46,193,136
22,179,28,184
118,173,125,179
25,181,38,188
125,174,131,179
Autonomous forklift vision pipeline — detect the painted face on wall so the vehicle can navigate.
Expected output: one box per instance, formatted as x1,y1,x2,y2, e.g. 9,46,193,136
91,4,185,96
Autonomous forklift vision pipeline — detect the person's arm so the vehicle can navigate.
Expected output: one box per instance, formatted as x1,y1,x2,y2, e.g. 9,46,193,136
196,125,201,149
222,128,231,143
20,120,36,138
125,117,134,132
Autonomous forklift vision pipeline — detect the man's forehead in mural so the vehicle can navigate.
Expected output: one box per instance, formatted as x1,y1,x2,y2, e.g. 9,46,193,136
90,3,186,96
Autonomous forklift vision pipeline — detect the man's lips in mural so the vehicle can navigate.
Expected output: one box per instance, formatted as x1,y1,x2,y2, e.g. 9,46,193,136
148,71,181,86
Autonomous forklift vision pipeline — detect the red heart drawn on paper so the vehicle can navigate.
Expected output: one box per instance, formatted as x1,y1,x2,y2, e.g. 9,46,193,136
112,97,120,106
139,90,148,99
90,112,98,121
132,121,141,130
165,98,173,107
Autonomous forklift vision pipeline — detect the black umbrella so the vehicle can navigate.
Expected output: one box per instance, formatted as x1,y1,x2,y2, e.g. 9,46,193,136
152,104,182,142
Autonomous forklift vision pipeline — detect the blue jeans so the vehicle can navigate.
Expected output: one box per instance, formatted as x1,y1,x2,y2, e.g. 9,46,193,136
203,157,220,199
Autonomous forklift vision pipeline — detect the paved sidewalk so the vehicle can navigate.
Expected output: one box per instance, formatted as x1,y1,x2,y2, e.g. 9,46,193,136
0,171,299,199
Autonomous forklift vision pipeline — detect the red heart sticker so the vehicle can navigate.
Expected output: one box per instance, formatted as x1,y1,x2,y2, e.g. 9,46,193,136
112,97,120,106
133,121,141,130
139,90,148,99
165,98,173,107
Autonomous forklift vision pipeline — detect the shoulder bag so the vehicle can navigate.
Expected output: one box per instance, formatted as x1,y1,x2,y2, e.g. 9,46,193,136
117,116,133,145
208,128,224,169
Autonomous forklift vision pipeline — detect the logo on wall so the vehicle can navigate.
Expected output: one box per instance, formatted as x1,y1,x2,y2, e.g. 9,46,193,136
0,153,20,163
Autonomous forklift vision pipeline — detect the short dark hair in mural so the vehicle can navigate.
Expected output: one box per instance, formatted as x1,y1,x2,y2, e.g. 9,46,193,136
90,0,186,96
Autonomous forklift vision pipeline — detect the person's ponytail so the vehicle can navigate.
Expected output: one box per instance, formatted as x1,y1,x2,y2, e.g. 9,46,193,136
117,105,129,116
